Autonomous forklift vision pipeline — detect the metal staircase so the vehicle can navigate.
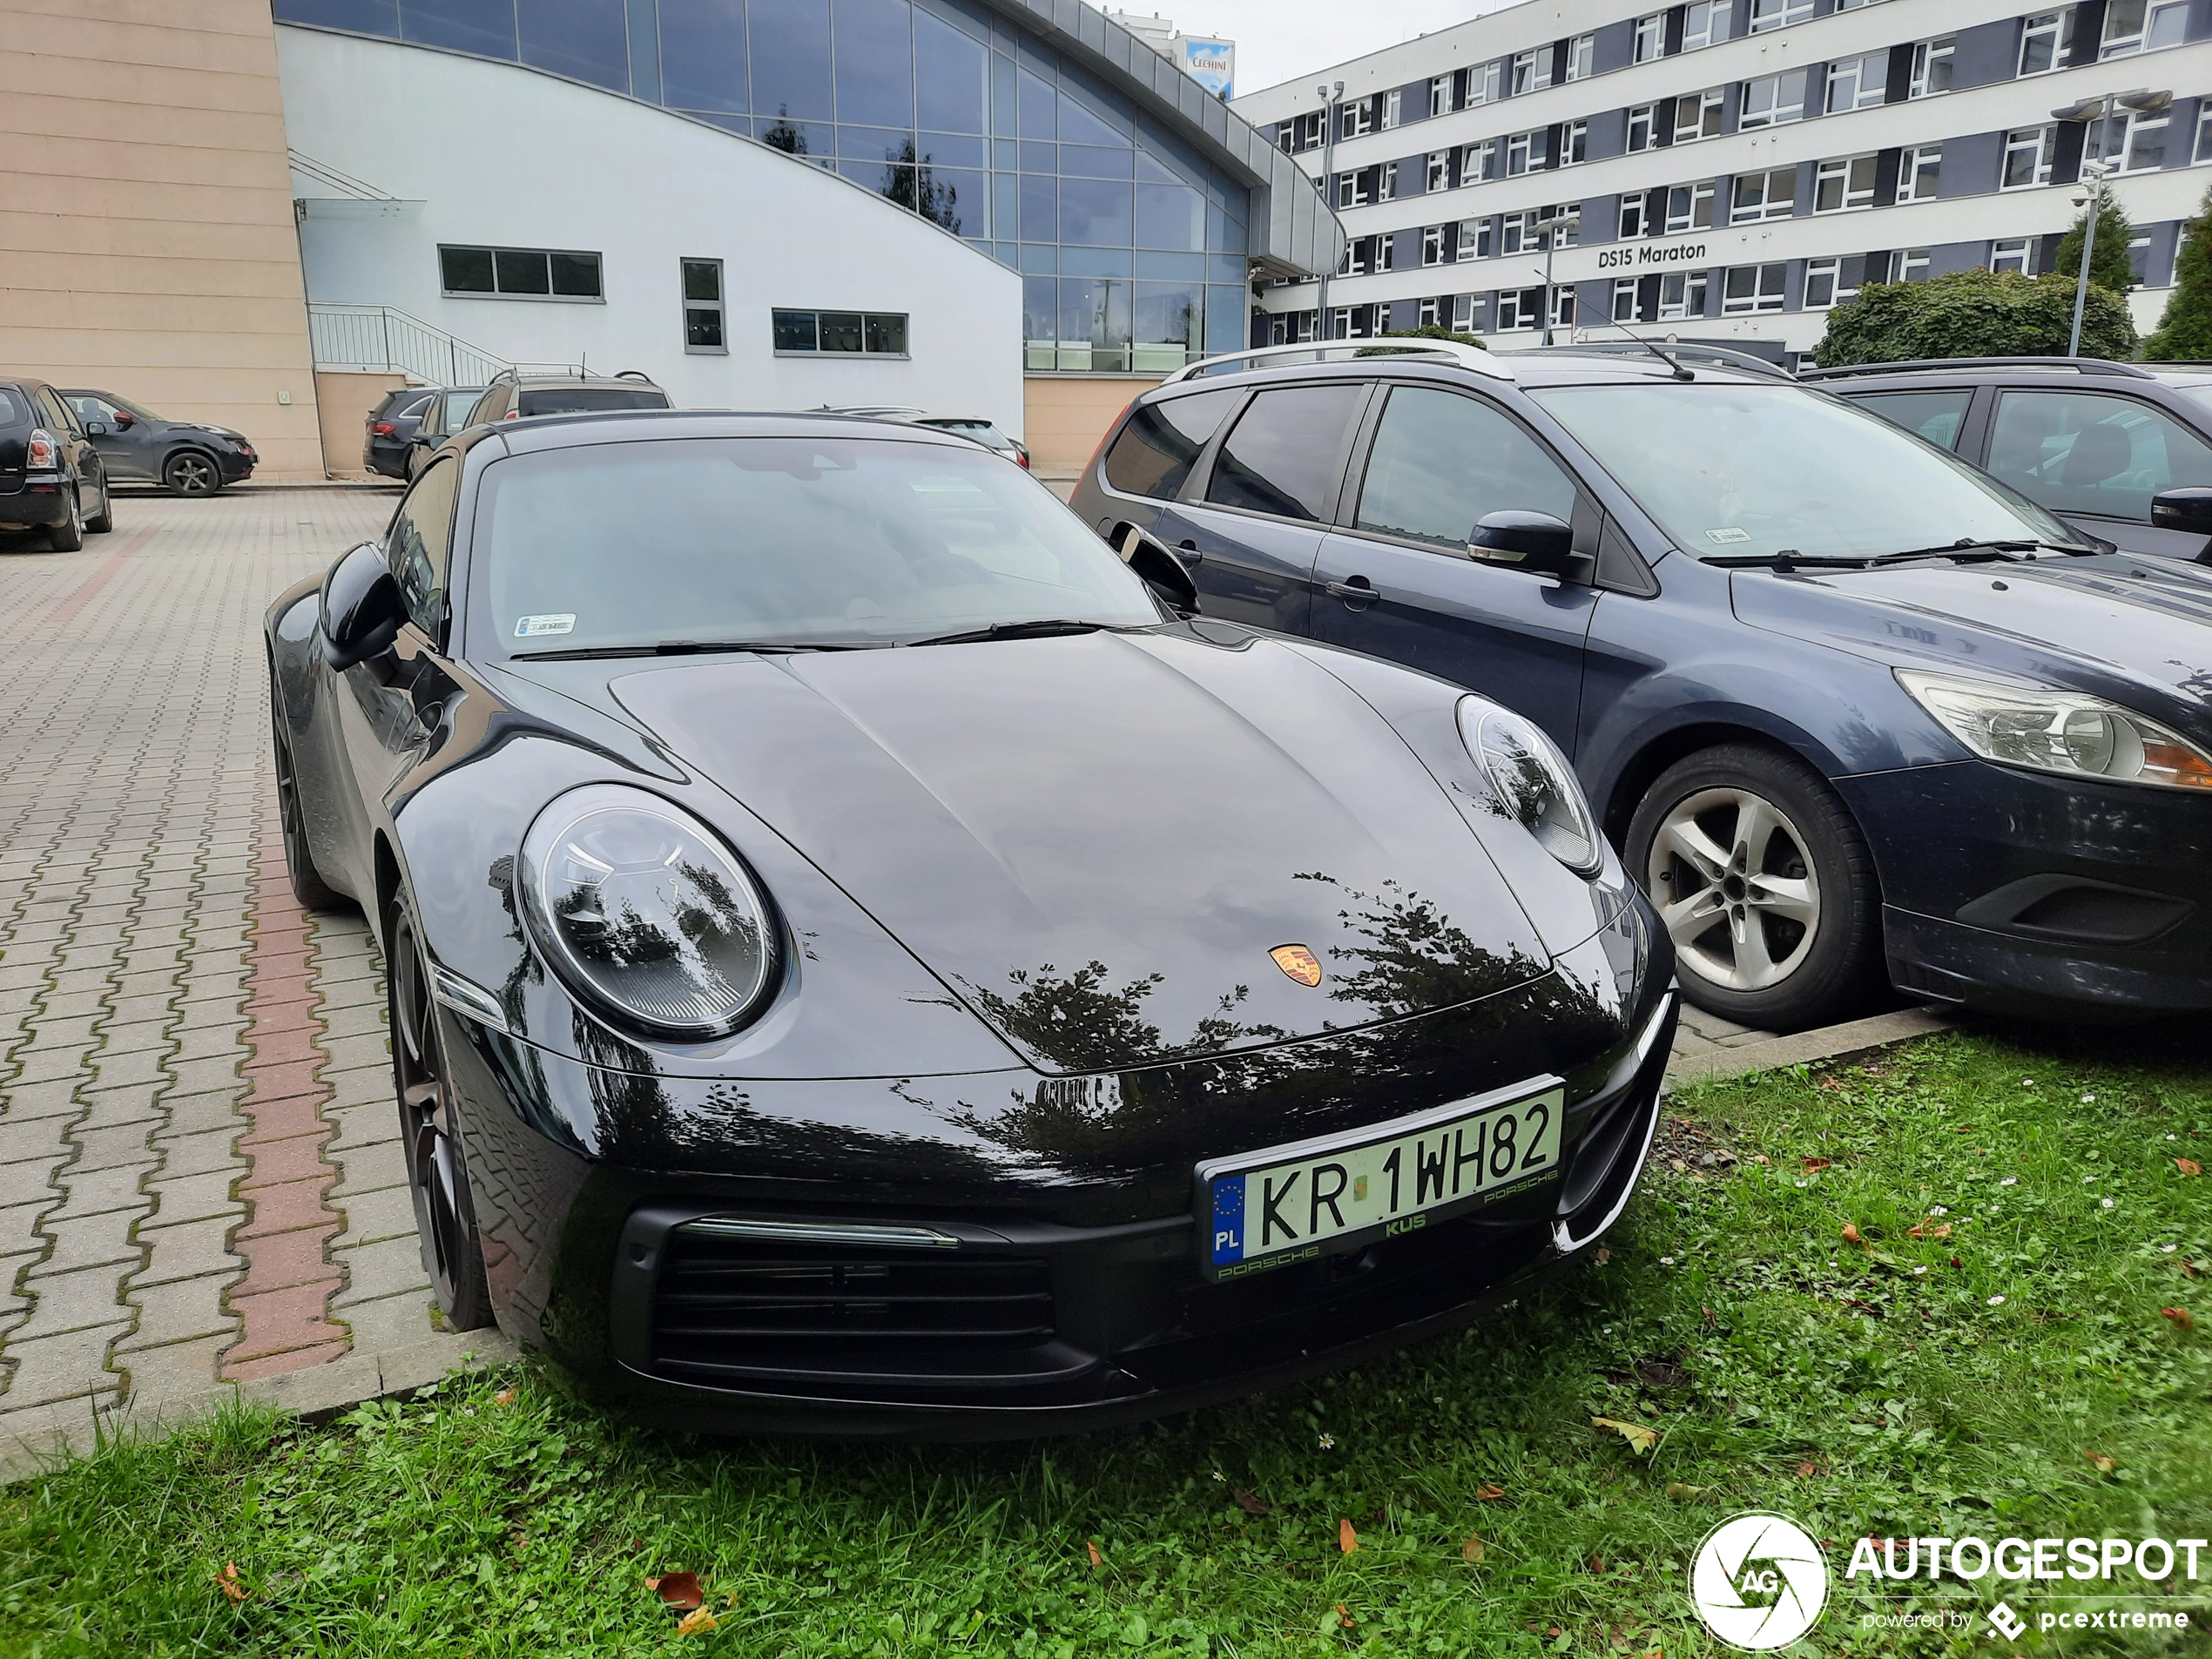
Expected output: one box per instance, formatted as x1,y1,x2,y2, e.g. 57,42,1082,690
306,304,583,386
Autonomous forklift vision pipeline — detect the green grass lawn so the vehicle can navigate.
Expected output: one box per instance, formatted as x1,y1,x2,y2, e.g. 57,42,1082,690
3,1025,2208,1657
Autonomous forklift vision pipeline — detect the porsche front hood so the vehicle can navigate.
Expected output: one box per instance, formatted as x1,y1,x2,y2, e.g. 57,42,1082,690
610,629,1553,1074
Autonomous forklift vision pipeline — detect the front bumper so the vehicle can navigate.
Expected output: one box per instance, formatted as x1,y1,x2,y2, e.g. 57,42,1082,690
440,935,1676,1439
1838,760,2212,1015
219,447,257,482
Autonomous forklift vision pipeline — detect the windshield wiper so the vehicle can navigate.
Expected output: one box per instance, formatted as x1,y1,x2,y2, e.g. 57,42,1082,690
903,617,1110,647
1707,538,2092,574
511,638,872,661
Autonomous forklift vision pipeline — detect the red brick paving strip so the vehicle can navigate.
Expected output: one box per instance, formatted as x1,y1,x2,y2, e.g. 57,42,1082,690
219,799,351,1380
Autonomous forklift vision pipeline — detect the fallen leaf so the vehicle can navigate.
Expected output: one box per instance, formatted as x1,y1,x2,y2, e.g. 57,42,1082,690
1336,1602,1356,1629
2177,1158,2202,1177
1751,1154,1770,1164
2084,1451,2115,1474
1594,1247,1611,1264
1906,1222,1951,1240
215,1561,247,1603
2160,1306,2194,1332
1702,1305,1717,1330
650,1572,704,1610
675,1608,719,1636
2183,1259,2204,1280
1549,1625,1564,1638
1588,1554,1607,1575
1591,1416,1662,1455
1339,1518,1359,1554
1231,1487,1270,1516
1087,1541,1103,1568
1665,1482,1705,1500
1474,1484,1507,1501
1951,1255,1963,1269
1795,1459,1823,1478
1841,1222,1869,1249
1461,1535,1487,1561
1803,1157,1831,1172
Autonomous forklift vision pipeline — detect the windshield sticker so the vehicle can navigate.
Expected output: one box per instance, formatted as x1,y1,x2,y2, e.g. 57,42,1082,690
1704,528,1752,544
515,613,577,637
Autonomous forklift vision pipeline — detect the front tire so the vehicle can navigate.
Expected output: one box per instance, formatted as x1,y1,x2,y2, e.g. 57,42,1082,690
388,900,496,1331
163,449,220,496
1626,743,1882,1032
270,687,346,911
46,488,84,551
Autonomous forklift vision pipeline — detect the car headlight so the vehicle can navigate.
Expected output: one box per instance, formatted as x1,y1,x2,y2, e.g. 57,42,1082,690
517,785,779,1039
1459,698,1604,876
1896,670,2212,792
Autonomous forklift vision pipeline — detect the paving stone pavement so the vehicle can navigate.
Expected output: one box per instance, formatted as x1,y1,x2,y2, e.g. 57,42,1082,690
0,484,439,1423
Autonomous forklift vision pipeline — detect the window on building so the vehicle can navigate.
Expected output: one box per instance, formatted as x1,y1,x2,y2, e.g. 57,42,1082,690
1452,293,1477,332
1341,98,1375,138
2002,126,2058,188
1665,179,1716,233
1427,151,1450,191
1561,121,1588,165
1550,286,1576,329
1749,0,1815,30
1469,60,1501,105
1658,270,1710,318
2018,9,2076,73
2198,104,2212,163
1462,139,1498,183
1289,109,1327,152
1379,161,1400,201
1634,11,1664,61
1458,218,1493,259
772,309,909,354
1381,88,1403,128
1909,39,1955,97
1619,190,1652,238
1330,307,1353,339
1338,171,1371,208
1814,154,1880,212
1377,231,1397,271
1896,247,1932,280
2101,0,2188,55
1549,203,1581,246
2091,109,2169,172
1511,49,1553,95
1505,130,1549,176
1268,311,1317,344
1990,236,2037,273
1613,277,1641,320
1825,54,1888,112
1723,263,1788,313
1681,0,1730,49
1674,88,1725,143
1740,69,1808,128
1431,75,1454,117
1419,296,1441,327
1497,287,1545,332
440,245,604,300
1566,33,1595,79
1423,225,1445,265
1501,211,1534,254
1730,167,1797,222
681,258,725,352
1897,145,1942,203
1803,256,1858,308
1626,105,1657,152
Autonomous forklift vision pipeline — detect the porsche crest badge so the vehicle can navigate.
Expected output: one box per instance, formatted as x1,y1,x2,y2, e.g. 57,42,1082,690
1270,944,1323,987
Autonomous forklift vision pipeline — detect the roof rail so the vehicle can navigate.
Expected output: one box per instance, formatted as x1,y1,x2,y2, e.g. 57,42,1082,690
1798,355,2155,382
1161,339,1514,386
1513,341,1795,380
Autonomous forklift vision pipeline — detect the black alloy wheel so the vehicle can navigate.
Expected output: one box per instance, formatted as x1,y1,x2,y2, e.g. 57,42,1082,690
163,449,220,496
388,902,496,1329
46,487,84,551
269,685,344,911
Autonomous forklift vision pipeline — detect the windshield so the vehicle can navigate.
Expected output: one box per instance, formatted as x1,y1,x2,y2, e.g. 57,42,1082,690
475,436,1163,655
1528,382,2075,560
443,391,482,424
516,387,668,415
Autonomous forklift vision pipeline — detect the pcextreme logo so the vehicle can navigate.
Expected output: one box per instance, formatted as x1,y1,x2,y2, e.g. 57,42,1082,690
1689,1513,1831,1650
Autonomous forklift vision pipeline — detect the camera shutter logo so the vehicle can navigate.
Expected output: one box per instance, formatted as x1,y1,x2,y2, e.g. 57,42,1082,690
1689,1513,1830,1650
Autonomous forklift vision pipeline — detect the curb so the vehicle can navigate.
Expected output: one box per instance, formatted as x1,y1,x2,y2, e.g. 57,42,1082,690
1662,1004,1955,1091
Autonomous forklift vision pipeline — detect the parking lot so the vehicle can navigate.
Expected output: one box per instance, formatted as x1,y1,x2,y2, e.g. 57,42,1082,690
0,484,1803,1428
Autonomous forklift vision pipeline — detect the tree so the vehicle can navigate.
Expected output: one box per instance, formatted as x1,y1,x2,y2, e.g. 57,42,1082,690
1380,324,1487,347
2144,185,2212,361
1812,268,2137,367
2052,185,2137,295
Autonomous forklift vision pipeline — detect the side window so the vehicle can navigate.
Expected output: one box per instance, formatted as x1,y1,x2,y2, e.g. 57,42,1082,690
1851,388,1973,451
1355,386,1579,548
1986,390,2212,523
1102,388,1241,500
385,458,462,637
1204,383,1369,522
67,395,118,426
38,389,80,433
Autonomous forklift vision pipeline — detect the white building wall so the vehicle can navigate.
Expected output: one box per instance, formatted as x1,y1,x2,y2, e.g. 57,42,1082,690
277,26,1024,433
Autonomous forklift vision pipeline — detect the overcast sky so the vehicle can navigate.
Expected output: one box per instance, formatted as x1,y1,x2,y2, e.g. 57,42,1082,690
1141,0,1517,99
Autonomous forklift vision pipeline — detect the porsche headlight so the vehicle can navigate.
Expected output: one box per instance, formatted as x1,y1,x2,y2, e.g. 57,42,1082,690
1896,670,2212,792
1459,699,1604,876
517,786,778,1039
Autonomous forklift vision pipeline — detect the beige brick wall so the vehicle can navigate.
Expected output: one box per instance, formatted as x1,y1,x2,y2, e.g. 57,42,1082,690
0,0,324,478
1023,374,1161,479
314,370,406,478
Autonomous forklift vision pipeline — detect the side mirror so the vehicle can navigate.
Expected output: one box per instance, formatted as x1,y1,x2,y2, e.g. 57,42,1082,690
1468,510,1588,581
84,421,107,437
2150,486,2212,536
320,542,407,669
112,410,134,428
1115,523,1200,616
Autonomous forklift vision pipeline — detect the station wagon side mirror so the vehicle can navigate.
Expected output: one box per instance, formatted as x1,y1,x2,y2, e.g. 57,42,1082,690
1468,510,1589,583
2150,486,2212,543
320,542,407,669
1116,523,1201,617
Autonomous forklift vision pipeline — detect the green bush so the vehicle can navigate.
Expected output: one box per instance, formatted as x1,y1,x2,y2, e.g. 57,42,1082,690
1380,325,1487,347
2053,185,2138,295
2144,185,2212,361
1811,268,2138,368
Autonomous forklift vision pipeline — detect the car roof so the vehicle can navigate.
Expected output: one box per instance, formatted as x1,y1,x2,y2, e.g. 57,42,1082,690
473,407,991,457
503,372,665,390
1802,356,2212,392
1149,349,1773,400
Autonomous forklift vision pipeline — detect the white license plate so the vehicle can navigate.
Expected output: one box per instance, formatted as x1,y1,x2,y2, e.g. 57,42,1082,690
1197,1077,1565,1281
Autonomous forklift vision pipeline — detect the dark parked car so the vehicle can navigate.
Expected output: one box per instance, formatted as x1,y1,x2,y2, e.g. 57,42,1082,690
3,377,113,549
363,387,435,479
464,369,669,425
1806,357,2212,565
402,386,489,479
60,388,256,496
265,408,1676,1436
1069,341,2212,1029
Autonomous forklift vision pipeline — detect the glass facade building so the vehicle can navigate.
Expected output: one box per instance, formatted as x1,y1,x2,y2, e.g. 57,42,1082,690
275,0,1268,371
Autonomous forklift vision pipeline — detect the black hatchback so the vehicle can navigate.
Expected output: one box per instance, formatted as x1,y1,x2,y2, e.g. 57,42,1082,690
1069,342,2212,1030
3,377,113,549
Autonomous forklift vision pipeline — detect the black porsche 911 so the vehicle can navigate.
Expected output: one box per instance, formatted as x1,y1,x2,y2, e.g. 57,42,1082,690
265,410,1676,1438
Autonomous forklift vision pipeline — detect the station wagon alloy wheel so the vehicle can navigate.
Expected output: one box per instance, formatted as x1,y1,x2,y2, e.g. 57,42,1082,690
1647,787,1819,994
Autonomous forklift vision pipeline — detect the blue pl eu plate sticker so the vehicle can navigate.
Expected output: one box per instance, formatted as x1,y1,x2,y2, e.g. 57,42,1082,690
514,613,576,637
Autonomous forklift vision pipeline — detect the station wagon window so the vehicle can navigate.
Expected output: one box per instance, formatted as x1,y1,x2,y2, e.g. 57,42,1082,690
1851,389,1973,450
1355,388,1578,550
1204,384,1367,523
440,245,604,300
1101,387,1241,500
386,457,461,637
1986,390,2212,523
